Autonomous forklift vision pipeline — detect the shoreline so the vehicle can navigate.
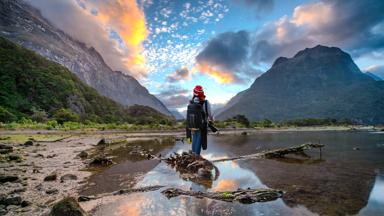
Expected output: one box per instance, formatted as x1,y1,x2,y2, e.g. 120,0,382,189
0,125,381,136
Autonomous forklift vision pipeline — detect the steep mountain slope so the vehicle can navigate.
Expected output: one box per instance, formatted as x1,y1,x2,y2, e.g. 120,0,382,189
366,72,383,81
0,36,171,124
0,0,172,116
170,110,184,120
217,45,384,124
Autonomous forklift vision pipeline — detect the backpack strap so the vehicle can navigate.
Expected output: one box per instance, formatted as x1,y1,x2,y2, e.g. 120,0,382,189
204,100,208,116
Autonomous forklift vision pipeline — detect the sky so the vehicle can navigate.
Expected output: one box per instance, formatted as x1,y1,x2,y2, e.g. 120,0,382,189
26,0,384,112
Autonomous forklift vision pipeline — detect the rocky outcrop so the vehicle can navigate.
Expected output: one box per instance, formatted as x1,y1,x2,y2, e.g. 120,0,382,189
0,0,172,116
217,45,384,124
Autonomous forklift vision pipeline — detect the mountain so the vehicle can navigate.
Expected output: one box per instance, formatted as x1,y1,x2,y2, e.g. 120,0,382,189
217,45,384,124
170,110,184,120
365,72,383,81
0,0,172,116
0,36,171,124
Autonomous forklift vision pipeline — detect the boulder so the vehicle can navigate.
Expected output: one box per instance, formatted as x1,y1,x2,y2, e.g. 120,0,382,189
49,197,87,216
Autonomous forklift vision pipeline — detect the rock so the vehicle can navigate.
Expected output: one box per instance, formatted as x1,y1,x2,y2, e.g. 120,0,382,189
0,175,19,183
0,144,13,154
0,207,6,215
23,141,33,146
77,151,88,159
20,200,30,207
2,194,22,206
47,154,57,158
46,188,59,195
89,156,114,166
241,131,248,136
8,154,22,162
60,174,77,182
97,138,106,145
44,172,57,181
49,197,87,216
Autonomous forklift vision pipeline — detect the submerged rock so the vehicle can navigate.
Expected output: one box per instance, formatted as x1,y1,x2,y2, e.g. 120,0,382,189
49,197,87,216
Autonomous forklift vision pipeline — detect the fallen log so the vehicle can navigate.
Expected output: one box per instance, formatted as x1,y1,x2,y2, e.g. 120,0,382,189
212,143,324,163
161,188,283,204
78,185,164,202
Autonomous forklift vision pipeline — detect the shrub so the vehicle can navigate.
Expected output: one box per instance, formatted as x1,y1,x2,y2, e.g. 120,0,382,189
52,108,80,124
0,106,17,123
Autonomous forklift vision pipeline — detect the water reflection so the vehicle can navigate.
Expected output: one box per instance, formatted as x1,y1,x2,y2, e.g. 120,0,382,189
359,173,384,215
85,131,384,215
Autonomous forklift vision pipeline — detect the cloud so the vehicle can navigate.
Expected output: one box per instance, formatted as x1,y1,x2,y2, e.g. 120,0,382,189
195,31,255,83
156,88,190,109
251,0,384,64
363,64,384,79
25,0,149,78
166,67,191,82
233,0,274,12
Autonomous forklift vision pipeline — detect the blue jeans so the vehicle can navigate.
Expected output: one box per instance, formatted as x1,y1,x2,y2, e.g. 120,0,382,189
192,130,202,155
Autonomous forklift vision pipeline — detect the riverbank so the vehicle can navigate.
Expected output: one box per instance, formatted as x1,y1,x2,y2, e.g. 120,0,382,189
0,126,382,215
0,125,381,136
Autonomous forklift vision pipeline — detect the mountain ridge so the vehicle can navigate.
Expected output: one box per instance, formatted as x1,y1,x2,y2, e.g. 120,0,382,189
216,45,384,124
0,36,171,124
0,0,173,116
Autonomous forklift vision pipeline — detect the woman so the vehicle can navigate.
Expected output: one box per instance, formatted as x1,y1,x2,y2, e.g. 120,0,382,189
186,85,213,156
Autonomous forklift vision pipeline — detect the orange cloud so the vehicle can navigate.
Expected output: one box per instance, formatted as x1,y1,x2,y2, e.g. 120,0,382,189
292,2,333,29
196,62,236,84
213,179,239,192
92,0,149,76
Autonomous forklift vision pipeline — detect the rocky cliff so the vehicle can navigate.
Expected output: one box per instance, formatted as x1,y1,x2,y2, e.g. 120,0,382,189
217,45,384,124
0,0,172,116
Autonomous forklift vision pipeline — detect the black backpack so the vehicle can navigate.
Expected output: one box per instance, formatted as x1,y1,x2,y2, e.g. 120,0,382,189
186,99,207,130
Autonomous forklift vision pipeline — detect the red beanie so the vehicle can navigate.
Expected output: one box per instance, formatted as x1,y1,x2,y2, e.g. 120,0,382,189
193,85,204,97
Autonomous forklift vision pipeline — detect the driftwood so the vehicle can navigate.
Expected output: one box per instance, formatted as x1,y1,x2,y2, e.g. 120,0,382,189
161,188,283,204
212,143,324,163
31,135,72,143
78,185,164,202
163,151,220,188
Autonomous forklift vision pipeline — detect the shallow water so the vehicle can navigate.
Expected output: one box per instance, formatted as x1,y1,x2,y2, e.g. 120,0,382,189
84,131,384,216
